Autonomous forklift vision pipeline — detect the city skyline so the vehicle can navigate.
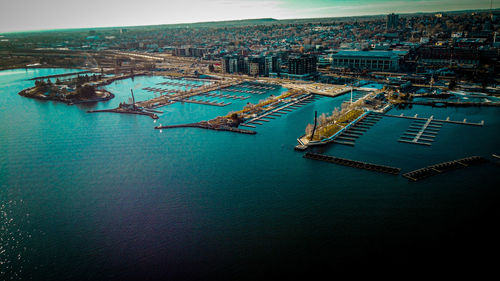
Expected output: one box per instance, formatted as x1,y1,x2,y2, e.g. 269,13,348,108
0,0,496,33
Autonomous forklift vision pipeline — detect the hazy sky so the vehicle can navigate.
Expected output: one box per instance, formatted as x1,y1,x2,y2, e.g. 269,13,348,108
0,0,495,33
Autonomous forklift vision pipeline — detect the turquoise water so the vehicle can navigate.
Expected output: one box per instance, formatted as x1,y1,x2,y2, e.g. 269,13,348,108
1,68,499,280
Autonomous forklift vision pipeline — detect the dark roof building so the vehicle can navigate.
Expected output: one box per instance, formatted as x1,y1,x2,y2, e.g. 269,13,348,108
331,50,404,71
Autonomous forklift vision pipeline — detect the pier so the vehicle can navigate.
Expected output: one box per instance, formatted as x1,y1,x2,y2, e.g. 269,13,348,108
304,152,401,175
299,111,382,149
402,156,488,181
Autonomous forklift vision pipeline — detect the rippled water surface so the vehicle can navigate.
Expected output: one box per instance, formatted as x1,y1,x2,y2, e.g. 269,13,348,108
1,68,499,279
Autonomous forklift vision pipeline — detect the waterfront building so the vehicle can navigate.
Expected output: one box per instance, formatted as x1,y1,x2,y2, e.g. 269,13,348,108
331,50,402,71
249,62,260,76
173,46,207,57
229,57,239,73
247,56,265,76
288,54,317,75
220,56,230,73
416,46,480,68
265,56,280,76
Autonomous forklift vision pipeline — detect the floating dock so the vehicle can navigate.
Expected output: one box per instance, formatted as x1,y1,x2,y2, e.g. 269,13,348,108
220,88,265,94
158,81,205,88
402,156,488,181
387,113,484,147
304,152,401,175
245,94,317,126
398,116,443,146
384,113,484,126
203,92,249,100
181,99,231,107
333,112,383,146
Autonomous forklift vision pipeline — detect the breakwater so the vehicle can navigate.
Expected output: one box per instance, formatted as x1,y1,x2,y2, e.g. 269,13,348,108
155,123,256,134
402,156,488,181
87,108,159,119
304,152,401,175
28,70,92,80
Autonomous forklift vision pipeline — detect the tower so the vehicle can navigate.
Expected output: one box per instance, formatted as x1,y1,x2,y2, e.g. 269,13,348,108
386,13,399,31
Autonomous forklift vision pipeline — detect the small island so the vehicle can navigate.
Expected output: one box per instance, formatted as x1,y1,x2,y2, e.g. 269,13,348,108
18,74,114,105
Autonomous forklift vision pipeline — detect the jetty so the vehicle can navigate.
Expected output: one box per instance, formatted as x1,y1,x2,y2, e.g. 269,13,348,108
297,111,381,149
155,123,256,134
402,156,488,181
304,152,401,175
87,108,158,119
29,70,92,80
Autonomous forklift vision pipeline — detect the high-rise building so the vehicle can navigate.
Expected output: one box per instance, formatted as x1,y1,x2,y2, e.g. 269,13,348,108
288,55,317,75
265,56,280,76
220,56,230,73
228,57,239,73
248,56,266,76
386,13,399,30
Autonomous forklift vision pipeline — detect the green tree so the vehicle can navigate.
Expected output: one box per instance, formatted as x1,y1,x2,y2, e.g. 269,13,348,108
76,85,96,99
448,79,456,90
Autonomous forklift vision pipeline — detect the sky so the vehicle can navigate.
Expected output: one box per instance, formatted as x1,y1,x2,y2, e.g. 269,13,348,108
0,0,495,33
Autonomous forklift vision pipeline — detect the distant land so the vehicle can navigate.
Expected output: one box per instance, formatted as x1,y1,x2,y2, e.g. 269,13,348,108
1,8,499,35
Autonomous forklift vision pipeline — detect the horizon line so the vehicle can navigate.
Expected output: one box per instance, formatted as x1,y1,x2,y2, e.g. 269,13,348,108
1,7,497,35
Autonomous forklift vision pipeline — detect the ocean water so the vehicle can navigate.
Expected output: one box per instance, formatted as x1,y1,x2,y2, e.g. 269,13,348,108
1,68,499,280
